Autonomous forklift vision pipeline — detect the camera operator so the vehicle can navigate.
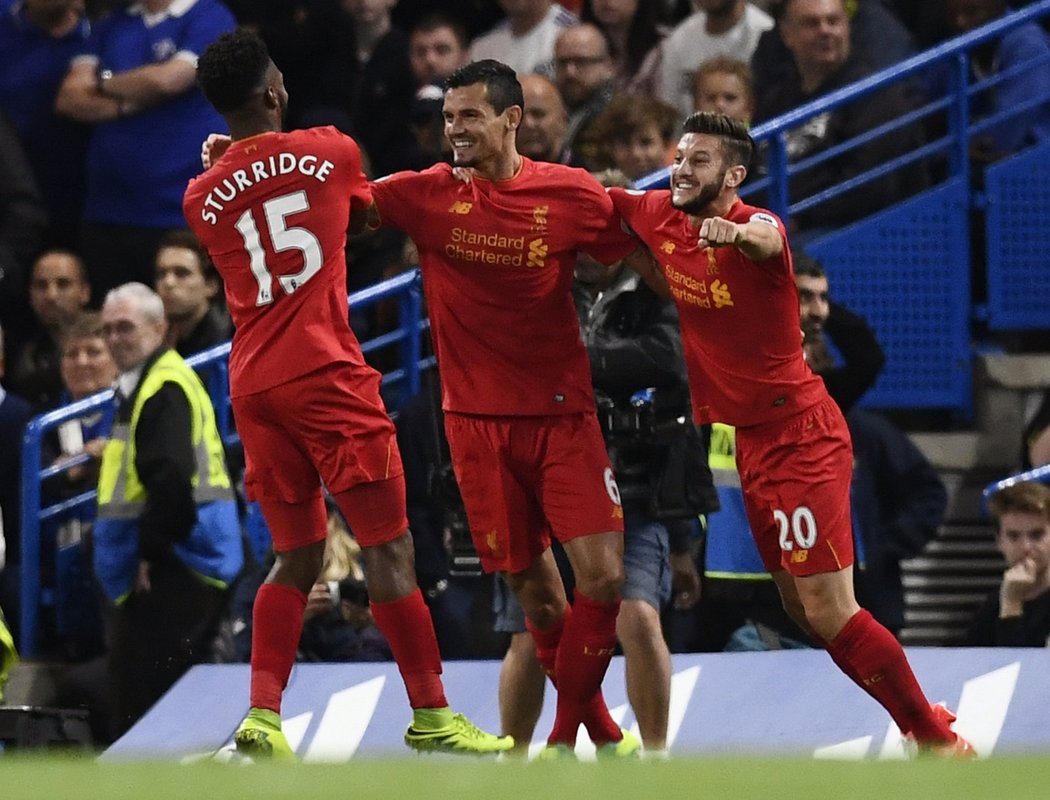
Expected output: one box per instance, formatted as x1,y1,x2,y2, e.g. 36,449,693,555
495,170,719,756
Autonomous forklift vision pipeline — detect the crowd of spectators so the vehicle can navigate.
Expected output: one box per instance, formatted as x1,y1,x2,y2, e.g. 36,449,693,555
1,0,1049,746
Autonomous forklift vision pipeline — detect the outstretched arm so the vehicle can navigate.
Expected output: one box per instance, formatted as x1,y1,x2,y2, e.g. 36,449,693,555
698,216,783,262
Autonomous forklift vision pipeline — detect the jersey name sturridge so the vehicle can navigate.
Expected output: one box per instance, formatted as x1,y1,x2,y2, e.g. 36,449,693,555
198,152,336,224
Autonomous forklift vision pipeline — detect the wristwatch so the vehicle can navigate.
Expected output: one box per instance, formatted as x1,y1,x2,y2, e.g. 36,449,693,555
97,68,114,94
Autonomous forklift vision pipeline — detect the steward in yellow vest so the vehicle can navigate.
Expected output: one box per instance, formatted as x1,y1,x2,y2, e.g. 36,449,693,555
95,347,242,603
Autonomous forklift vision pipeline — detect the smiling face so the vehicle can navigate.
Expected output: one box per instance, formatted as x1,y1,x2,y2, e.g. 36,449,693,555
443,82,519,171
101,296,166,373
670,132,731,215
60,333,117,400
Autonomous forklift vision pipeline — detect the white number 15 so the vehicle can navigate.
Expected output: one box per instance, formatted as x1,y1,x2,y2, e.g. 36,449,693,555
234,190,322,306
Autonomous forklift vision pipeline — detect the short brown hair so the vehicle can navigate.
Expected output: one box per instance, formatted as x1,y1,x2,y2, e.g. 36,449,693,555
157,229,217,282
60,311,105,348
682,111,754,169
988,481,1050,526
591,93,680,147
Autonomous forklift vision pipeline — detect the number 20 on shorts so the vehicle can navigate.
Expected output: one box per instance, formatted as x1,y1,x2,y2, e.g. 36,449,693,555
774,505,817,553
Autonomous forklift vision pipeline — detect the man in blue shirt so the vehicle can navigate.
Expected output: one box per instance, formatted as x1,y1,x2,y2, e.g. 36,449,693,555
55,0,235,304
0,0,91,248
942,0,1050,162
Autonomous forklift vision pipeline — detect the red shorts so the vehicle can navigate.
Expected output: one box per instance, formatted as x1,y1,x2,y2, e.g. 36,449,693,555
234,362,406,549
444,411,624,574
734,396,855,577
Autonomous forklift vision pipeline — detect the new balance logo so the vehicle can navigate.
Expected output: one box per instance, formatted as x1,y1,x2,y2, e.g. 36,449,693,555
661,241,675,254
449,201,472,214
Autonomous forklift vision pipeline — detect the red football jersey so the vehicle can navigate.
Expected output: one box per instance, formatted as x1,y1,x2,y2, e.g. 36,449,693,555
370,158,636,416
610,189,827,427
183,127,373,397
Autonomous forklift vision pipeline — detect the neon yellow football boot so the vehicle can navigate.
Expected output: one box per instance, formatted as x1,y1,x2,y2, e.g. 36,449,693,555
233,707,297,762
404,707,514,756
595,727,642,760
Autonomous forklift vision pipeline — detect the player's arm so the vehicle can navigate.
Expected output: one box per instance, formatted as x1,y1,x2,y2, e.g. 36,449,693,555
623,244,671,299
699,216,784,262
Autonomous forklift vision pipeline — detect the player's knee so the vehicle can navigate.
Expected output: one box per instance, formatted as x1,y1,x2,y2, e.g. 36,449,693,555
799,600,855,641
360,534,418,601
273,539,326,593
575,566,624,604
525,600,566,629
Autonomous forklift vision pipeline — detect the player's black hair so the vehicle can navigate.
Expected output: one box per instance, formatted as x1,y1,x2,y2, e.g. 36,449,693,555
444,59,524,115
196,28,272,114
682,111,754,169
792,251,826,279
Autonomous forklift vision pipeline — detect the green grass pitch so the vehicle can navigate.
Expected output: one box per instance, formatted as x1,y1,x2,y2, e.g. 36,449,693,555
2,755,1049,800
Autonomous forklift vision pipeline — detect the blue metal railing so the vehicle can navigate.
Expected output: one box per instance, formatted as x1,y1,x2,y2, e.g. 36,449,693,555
18,270,427,657
635,2,1050,413
983,465,1050,513
637,1,1050,218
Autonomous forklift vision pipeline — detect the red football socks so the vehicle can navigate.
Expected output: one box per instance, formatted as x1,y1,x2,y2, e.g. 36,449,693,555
547,592,621,745
527,605,620,743
825,609,953,744
526,610,565,681
370,588,448,709
249,582,308,712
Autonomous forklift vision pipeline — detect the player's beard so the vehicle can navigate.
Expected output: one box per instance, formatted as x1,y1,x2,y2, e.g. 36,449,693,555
671,173,725,216
452,150,479,167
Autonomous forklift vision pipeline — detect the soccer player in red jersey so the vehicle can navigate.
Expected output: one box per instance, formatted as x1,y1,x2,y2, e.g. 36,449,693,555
368,60,640,758
183,30,510,760
609,111,975,758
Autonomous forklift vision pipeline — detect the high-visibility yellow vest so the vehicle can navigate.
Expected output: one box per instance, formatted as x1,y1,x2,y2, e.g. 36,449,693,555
95,350,242,603
0,605,16,702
